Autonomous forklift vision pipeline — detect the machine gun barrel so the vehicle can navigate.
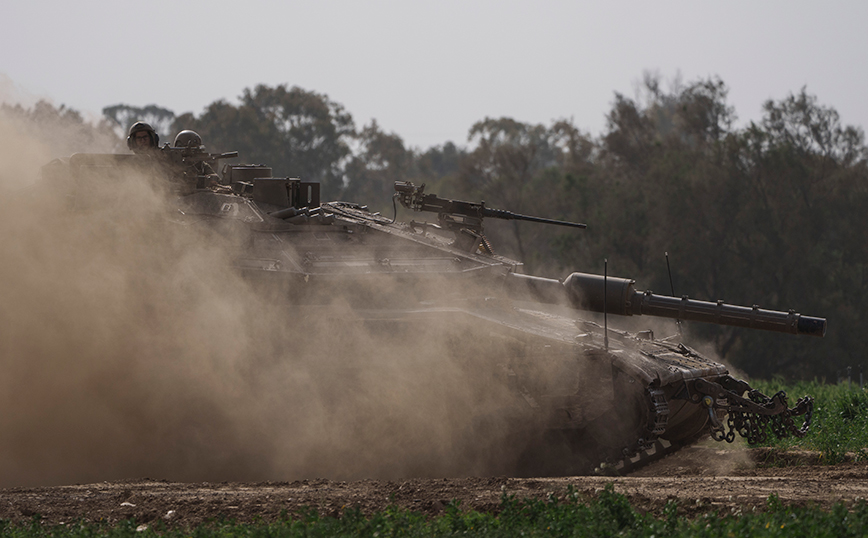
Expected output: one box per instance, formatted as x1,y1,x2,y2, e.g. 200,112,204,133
160,147,239,164
507,272,826,337
181,150,239,163
480,207,587,228
394,181,586,230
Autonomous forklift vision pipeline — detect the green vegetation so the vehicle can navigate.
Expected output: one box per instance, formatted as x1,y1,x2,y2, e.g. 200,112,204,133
3,487,866,537
751,379,868,463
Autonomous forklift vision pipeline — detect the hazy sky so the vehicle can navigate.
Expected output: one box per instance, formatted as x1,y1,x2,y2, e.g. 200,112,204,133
3,0,866,149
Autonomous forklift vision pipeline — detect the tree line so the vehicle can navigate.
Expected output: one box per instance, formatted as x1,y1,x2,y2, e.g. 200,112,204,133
4,75,866,381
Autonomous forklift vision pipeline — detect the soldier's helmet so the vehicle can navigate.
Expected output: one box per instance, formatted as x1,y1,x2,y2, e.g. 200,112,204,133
126,122,159,151
173,130,204,149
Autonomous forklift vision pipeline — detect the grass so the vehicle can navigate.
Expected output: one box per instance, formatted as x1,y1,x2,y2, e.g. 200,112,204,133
2,486,867,538
749,379,868,463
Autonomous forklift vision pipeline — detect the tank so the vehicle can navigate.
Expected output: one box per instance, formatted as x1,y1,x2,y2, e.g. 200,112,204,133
42,149,825,476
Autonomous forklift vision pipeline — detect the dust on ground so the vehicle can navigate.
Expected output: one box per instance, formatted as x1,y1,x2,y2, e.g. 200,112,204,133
1,447,866,527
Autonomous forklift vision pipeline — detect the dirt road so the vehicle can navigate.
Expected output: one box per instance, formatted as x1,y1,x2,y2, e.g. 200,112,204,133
2,447,866,528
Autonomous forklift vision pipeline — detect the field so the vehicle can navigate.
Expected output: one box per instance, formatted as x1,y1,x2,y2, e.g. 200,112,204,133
1,382,867,536
749,379,868,462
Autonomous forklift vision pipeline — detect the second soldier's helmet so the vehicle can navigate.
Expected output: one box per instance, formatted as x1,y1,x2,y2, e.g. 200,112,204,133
173,130,204,149
126,122,159,151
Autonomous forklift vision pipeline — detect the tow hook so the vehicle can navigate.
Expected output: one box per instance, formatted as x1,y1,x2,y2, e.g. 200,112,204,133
702,394,730,442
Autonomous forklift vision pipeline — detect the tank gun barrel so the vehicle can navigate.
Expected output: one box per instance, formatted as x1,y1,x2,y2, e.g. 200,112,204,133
508,272,826,337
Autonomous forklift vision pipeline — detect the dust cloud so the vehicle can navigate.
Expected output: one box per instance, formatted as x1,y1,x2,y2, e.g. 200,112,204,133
0,113,530,488
0,112,749,489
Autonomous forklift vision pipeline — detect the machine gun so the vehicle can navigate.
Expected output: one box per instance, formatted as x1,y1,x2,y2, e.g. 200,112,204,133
159,145,239,174
394,181,586,253
151,146,238,192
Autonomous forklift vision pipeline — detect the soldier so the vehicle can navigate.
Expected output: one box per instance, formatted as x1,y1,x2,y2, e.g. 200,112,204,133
171,130,222,192
172,130,205,150
173,130,216,173
126,122,159,154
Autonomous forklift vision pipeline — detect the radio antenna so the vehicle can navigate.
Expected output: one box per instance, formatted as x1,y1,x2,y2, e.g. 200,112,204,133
665,252,683,337
604,258,609,350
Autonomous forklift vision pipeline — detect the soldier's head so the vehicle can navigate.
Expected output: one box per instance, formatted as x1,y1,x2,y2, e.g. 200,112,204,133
126,122,159,153
173,130,204,150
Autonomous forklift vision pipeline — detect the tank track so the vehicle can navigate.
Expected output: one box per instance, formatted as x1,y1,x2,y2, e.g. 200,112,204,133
594,381,814,477
603,437,698,476
587,386,685,476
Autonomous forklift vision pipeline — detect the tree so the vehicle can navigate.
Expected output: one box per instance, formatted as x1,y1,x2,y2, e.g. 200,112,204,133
457,117,562,265
2,100,120,158
80,76,868,380
416,141,464,182
342,120,412,211
719,90,868,378
174,85,355,198
103,104,176,141
592,76,868,379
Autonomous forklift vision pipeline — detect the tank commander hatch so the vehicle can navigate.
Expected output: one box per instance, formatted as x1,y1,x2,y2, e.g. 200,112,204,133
127,121,159,154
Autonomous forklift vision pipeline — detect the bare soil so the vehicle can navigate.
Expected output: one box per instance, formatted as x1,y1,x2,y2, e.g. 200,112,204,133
2,447,866,528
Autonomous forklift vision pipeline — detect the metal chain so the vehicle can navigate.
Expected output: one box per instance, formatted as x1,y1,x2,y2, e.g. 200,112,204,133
723,391,813,444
